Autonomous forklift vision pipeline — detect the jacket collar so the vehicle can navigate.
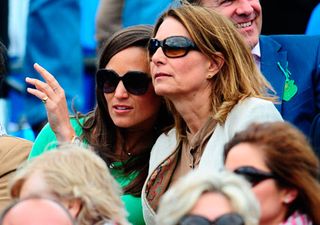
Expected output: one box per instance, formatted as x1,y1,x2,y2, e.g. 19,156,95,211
259,35,288,113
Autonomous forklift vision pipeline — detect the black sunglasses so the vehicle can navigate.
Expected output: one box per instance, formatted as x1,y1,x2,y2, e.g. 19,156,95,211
96,69,151,95
148,36,198,58
178,213,244,225
234,166,275,187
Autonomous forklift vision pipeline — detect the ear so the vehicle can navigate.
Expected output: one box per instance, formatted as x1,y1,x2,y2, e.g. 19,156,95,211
64,198,82,218
206,52,224,79
282,188,298,204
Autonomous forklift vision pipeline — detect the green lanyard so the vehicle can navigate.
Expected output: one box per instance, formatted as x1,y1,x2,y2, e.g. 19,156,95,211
277,62,298,101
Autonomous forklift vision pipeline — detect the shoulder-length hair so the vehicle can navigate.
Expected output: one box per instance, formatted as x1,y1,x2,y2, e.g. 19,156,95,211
10,144,130,225
152,4,275,137
224,121,320,224
77,25,173,196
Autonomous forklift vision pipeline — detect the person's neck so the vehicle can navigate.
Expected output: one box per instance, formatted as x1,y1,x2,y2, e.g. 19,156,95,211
171,94,212,135
260,209,287,225
114,126,156,158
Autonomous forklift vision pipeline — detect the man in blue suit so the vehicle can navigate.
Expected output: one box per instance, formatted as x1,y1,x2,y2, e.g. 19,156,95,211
187,0,320,148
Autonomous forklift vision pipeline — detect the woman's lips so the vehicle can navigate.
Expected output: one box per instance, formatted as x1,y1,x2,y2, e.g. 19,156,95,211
113,105,133,113
154,72,171,79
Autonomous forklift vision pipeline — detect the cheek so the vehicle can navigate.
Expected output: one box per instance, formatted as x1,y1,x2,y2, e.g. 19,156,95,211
104,93,112,109
252,181,283,210
173,60,207,84
253,1,262,12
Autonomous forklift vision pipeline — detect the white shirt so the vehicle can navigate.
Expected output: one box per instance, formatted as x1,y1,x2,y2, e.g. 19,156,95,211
252,42,261,68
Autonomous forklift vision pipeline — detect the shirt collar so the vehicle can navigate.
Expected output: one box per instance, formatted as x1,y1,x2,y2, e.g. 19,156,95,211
251,42,261,58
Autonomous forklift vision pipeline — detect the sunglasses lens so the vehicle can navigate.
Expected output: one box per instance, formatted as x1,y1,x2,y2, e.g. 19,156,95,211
234,166,274,187
215,214,244,225
164,37,191,58
179,216,210,225
179,213,244,225
148,36,197,58
103,71,119,93
244,175,261,187
148,39,159,58
123,72,150,95
97,70,150,95
96,70,118,93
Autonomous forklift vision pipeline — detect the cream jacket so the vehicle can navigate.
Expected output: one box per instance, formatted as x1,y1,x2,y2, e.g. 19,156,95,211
142,97,283,225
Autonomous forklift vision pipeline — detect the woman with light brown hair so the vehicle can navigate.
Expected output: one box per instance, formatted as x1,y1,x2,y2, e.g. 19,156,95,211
142,2,282,224
224,121,320,225
10,144,130,225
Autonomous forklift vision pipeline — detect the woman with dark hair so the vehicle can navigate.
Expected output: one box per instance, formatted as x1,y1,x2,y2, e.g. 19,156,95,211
25,25,173,225
224,121,320,225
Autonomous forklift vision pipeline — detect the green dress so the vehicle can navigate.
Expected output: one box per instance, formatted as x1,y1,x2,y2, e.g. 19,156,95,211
29,118,145,225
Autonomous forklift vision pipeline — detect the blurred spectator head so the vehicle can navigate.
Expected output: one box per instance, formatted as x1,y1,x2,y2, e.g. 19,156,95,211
10,144,129,225
156,170,260,225
184,0,262,48
0,197,76,225
224,121,320,225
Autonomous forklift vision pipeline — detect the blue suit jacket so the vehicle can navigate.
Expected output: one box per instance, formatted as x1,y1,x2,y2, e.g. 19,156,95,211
259,35,320,139
310,113,320,157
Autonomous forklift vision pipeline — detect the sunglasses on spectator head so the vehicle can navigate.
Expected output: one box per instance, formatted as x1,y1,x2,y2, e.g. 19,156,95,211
178,213,244,225
234,166,275,187
148,36,198,58
96,69,151,95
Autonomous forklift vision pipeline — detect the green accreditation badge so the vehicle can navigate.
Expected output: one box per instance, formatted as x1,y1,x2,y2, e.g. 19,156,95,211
283,79,298,101
277,62,298,101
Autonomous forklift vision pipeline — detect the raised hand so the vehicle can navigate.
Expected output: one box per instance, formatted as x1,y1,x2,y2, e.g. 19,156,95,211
25,63,75,142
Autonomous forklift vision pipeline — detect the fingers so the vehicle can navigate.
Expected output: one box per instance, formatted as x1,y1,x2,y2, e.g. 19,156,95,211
26,86,50,105
33,63,62,93
25,76,56,100
25,63,67,102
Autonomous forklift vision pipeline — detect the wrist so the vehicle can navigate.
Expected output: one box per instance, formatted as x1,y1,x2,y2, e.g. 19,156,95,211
56,127,76,143
70,135,82,145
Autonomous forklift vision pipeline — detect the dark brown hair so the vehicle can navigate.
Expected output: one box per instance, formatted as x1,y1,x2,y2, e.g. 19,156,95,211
224,121,320,224
77,25,173,196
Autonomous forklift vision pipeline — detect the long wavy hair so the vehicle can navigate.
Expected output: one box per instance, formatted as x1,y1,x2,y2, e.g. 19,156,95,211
224,121,320,224
152,4,275,139
76,25,173,196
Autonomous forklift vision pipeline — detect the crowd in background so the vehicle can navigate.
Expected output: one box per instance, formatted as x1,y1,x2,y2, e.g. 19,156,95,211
0,0,320,225
0,0,319,138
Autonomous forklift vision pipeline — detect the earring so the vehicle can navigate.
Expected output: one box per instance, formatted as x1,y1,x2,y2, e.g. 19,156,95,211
207,74,213,79
284,197,291,204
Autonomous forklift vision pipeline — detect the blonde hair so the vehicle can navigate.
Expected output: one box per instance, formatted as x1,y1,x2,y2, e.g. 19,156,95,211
156,170,260,225
153,4,276,137
10,144,130,225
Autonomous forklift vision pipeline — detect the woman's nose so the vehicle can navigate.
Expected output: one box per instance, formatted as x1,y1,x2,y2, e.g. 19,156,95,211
113,81,129,98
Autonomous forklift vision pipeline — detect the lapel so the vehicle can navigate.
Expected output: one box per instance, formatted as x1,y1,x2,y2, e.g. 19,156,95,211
259,35,287,113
